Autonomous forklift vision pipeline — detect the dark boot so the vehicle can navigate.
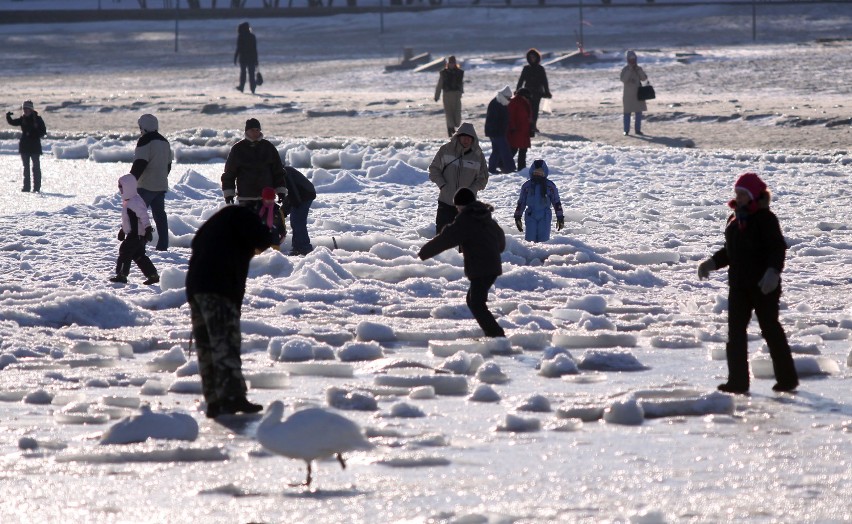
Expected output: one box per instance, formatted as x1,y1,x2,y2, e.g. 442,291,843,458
717,382,749,395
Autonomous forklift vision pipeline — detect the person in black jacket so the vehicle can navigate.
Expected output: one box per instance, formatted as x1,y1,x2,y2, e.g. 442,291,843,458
697,173,799,395
234,21,259,94
185,205,277,418
6,100,47,192
282,166,317,256
418,188,506,338
221,118,287,208
484,86,515,175
516,48,552,136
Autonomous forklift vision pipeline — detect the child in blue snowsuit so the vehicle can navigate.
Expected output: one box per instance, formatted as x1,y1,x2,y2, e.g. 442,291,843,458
513,159,564,242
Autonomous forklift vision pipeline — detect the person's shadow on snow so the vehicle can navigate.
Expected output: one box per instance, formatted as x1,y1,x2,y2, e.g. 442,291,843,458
632,134,696,148
538,132,589,142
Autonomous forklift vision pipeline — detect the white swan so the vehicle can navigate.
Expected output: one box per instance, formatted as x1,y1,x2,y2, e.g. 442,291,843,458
256,401,373,487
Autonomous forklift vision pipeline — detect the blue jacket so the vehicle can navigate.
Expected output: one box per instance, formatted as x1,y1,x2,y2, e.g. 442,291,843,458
514,161,563,219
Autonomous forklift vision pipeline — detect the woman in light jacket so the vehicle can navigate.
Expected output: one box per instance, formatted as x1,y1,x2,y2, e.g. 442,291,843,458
620,50,648,136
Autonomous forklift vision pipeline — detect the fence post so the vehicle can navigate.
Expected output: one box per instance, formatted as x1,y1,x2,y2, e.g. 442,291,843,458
752,0,757,42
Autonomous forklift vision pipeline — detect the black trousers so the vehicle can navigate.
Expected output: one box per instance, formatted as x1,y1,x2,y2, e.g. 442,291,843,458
115,235,157,278
435,200,458,236
726,285,798,388
238,62,256,93
467,275,505,338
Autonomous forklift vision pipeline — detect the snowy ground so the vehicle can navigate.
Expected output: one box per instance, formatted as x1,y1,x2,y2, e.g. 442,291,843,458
1,4,852,524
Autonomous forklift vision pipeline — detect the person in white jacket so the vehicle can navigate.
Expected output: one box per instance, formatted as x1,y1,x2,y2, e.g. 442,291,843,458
620,50,648,136
110,174,159,285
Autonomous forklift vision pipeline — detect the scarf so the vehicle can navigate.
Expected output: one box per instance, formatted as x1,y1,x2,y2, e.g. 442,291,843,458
259,201,276,229
728,198,758,230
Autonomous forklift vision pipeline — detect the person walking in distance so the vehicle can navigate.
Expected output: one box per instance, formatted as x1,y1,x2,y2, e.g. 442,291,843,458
131,114,173,251
6,100,47,193
620,50,648,136
434,55,464,138
697,173,799,395
234,21,259,94
428,122,489,235
516,48,552,136
507,88,532,171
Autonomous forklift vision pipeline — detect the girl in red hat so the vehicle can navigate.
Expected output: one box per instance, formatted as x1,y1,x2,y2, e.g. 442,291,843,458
697,173,799,394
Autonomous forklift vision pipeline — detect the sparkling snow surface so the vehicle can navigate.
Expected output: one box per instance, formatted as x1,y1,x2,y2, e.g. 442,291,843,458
1,2,851,523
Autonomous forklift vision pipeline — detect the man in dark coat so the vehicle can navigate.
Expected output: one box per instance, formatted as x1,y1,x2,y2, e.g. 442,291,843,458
185,205,276,418
484,86,515,175
516,48,552,136
698,172,799,395
234,21,259,94
6,100,47,192
282,166,317,256
418,188,506,338
221,118,287,207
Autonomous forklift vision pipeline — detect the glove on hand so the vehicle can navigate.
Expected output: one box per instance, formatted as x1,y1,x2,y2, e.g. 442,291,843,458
144,226,154,242
434,96,439,102
515,217,523,232
758,268,780,294
225,196,234,204
5,111,12,117
556,217,564,231
117,228,125,241
697,259,715,280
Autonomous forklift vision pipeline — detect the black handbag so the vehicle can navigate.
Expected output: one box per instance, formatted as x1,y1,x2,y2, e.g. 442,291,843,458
637,83,655,101
255,70,264,87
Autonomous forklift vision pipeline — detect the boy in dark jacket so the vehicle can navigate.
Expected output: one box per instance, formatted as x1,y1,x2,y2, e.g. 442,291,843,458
282,166,317,256
6,100,47,192
185,205,276,417
418,188,506,338
698,173,799,394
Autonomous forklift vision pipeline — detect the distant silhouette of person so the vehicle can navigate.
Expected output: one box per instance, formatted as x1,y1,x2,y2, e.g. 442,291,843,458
434,55,464,138
620,50,648,135
516,48,551,136
6,100,46,192
234,22,258,94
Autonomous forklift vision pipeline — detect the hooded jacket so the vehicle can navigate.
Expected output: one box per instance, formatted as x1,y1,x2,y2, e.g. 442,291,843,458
131,131,173,192
514,160,564,219
710,193,787,289
507,94,532,149
6,111,47,155
428,122,489,206
484,90,511,138
222,136,287,202
516,49,551,99
118,174,152,237
418,200,505,279
234,22,258,66
185,205,275,303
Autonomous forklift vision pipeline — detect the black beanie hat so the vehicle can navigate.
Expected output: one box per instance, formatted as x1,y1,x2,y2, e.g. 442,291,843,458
453,187,476,206
245,118,261,131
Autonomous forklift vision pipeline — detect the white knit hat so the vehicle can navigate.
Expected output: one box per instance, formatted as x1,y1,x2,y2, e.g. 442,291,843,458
138,114,159,132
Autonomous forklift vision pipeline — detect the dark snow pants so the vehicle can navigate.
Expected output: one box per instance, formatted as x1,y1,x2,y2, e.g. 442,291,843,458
726,285,799,389
238,62,256,93
115,236,157,279
435,201,458,236
21,153,41,192
189,294,248,405
467,275,505,338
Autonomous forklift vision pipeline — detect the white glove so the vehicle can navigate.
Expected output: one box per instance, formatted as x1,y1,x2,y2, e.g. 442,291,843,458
758,268,780,294
697,259,715,280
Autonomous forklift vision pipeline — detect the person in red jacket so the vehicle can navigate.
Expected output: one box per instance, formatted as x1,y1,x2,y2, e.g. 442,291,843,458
507,88,532,171
697,173,799,394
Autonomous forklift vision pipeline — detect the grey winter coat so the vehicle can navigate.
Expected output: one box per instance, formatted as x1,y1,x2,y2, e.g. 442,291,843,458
428,122,489,206
620,65,648,113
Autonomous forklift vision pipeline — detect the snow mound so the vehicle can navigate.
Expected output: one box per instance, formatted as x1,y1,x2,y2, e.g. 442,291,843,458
100,405,199,444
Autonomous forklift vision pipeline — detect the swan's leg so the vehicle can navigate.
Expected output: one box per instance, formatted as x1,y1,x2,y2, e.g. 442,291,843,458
336,453,347,470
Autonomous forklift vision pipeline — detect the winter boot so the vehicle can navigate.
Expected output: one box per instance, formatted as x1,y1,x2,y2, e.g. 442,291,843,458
222,396,263,415
142,274,160,285
717,382,749,395
772,380,799,393
109,274,128,284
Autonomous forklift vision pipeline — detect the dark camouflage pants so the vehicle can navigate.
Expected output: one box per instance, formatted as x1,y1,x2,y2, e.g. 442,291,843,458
189,294,247,405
